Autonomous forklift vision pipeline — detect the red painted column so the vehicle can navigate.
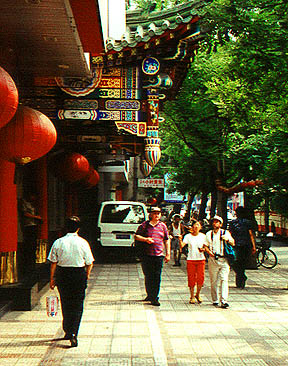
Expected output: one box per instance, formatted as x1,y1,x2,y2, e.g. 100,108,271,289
0,158,17,252
35,156,48,240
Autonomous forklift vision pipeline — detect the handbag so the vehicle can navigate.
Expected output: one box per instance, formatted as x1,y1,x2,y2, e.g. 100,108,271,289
223,242,236,266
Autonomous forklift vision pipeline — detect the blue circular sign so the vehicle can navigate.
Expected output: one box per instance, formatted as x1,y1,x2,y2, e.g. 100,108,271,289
142,57,160,75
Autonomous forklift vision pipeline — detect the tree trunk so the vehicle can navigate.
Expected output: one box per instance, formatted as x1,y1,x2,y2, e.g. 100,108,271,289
264,196,270,233
216,190,228,228
210,190,217,219
186,191,196,220
199,191,208,220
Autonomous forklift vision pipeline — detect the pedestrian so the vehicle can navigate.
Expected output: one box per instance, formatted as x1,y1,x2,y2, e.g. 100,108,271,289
229,206,257,289
205,215,235,309
180,220,213,304
169,214,185,266
135,207,170,306
47,216,94,347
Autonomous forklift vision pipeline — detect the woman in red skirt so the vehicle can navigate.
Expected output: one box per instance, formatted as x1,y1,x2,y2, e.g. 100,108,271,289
180,220,213,304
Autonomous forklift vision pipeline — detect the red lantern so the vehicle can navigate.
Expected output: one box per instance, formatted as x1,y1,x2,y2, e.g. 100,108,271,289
56,153,90,183
147,197,157,205
0,67,18,129
83,168,100,188
0,106,57,164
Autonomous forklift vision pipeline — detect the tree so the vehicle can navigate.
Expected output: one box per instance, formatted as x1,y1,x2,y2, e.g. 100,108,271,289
153,0,288,221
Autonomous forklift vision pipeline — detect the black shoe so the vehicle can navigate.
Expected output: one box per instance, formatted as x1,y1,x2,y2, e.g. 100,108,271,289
141,296,152,302
212,302,219,307
70,334,78,347
63,333,72,340
221,303,229,309
151,300,160,306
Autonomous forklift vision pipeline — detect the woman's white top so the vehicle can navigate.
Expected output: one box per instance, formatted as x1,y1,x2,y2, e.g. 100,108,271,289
183,232,206,261
172,224,181,237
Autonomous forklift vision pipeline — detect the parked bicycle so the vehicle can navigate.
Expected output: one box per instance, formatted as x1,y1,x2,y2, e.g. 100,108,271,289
256,233,278,269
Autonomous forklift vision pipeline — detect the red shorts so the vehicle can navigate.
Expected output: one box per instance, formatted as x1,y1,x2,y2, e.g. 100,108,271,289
187,260,205,288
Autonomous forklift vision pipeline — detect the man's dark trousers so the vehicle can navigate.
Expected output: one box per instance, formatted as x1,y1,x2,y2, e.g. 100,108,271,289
141,255,164,301
56,267,87,336
233,246,251,288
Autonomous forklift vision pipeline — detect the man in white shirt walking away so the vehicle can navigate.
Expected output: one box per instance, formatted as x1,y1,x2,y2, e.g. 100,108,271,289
205,216,235,309
48,216,94,347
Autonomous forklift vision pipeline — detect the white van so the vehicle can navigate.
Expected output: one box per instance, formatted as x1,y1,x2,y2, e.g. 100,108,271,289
97,201,148,247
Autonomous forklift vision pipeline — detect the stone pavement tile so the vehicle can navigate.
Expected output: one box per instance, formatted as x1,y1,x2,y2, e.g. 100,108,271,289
89,337,112,355
165,323,187,337
209,338,235,356
86,358,109,365
197,357,223,365
132,358,155,365
220,358,246,366
227,338,258,356
15,359,44,366
241,358,269,365
175,359,202,365
88,322,113,336
109,358,131,366
131,337,152,355
113,322,131,336
131,322,149,336
0,359,18,366
59,360,87,366
169,337,194,355
190,338,216,356
110,337,131,354
265,340,288,356
130,310,147,322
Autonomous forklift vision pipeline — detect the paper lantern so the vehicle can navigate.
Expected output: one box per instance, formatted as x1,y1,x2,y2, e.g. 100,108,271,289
0,67,18,128
56,153,90,183
0,106,57,164
141,159,153,177
147,197,157,205
144,138,161,167
83,168,100,188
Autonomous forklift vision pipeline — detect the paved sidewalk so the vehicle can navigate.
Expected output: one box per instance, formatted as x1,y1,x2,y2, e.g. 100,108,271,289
1,246,288,366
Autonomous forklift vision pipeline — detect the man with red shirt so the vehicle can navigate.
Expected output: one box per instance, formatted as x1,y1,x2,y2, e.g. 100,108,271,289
135,207,170,306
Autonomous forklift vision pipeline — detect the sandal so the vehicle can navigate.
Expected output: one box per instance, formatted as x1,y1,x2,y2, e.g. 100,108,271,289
195,295,202,304
189,298,196,304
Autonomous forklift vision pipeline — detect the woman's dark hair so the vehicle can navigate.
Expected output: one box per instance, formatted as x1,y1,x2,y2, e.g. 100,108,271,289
190,219,201,227
65,216,81,232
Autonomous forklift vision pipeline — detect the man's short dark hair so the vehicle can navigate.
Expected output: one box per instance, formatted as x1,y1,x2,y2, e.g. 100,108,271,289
65,216,81,232
235,206,248,219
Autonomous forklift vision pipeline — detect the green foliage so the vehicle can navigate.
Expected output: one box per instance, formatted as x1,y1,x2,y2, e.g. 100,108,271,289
153,0,288,215
128,0,186,11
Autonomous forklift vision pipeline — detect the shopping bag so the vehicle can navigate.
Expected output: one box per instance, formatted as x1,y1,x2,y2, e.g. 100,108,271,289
46,295,59,317
224,242,236,266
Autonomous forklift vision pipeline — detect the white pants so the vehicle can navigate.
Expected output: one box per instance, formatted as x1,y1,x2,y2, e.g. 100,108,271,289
208,257,230,304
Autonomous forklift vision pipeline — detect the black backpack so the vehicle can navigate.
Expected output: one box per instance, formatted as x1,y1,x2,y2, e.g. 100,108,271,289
133,221,149,259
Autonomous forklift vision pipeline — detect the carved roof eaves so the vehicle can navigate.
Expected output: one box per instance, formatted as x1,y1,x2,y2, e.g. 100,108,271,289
105,0,204,53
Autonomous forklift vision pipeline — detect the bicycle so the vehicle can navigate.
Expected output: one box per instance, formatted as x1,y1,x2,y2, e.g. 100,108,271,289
256,234,278,269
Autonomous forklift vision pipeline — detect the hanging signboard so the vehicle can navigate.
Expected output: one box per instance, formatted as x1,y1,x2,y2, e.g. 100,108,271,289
138,178,165,188
164,173,187,203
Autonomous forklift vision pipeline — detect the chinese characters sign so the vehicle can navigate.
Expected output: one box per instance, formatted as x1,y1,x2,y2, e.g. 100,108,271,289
138,178,165,188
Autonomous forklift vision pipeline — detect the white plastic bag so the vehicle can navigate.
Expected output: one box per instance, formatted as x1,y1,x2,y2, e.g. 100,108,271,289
46,295,59,317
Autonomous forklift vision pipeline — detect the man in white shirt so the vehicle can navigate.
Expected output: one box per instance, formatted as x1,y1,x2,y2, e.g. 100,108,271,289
48,216,94,347
205,216,235,309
